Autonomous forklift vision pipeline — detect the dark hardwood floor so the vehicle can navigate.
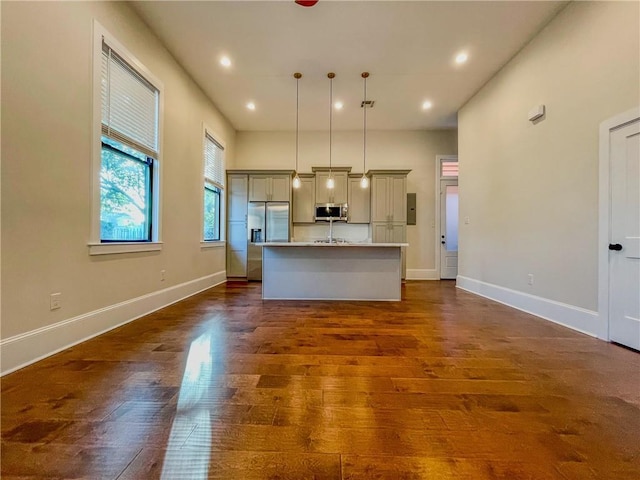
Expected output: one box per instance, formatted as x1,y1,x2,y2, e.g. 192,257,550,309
1,281,639,479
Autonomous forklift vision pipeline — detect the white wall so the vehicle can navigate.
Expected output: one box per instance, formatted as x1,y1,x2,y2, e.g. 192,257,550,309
236,130,458,276
1,1,236,372
458,1,639,336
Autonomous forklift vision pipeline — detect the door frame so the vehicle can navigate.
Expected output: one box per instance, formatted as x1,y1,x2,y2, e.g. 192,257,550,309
598,107,640,340
435,155,458,280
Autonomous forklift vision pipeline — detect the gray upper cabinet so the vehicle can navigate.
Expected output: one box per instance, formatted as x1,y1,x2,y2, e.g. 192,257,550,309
313,167,350,204
370,172,409,223
292,174,316,224
347,174,371,224
249,174,291,202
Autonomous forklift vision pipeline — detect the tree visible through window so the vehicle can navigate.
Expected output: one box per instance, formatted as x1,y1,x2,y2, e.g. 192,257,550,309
100,138,152,241
204,185,220,241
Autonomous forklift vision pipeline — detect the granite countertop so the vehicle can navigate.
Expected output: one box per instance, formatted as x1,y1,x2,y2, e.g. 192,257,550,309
257,242,409,247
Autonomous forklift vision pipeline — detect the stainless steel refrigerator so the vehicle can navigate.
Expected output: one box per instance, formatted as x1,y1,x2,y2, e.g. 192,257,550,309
247,202,290,281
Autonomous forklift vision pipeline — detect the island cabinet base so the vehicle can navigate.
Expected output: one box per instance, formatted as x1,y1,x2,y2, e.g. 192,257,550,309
261,245,403,301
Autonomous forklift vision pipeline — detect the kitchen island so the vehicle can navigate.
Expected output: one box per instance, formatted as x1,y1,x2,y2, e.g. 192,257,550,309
258,242,408,301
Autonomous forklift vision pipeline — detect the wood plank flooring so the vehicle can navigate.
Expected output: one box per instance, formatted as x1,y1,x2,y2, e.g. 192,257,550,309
2,281,639,479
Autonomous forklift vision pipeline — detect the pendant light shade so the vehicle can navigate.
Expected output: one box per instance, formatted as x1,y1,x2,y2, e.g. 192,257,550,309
360,72,369,189
292,72,302,189
327,72,335,190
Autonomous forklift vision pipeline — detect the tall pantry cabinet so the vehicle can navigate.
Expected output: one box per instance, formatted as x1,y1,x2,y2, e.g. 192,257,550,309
226,173,248,277
370,170,410,242
369,170,411,277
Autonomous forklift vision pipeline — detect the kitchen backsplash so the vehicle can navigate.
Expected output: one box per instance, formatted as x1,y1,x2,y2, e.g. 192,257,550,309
292,224,370,243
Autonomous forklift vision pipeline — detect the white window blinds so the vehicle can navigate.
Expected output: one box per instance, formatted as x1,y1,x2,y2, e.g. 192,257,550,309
101,41,159,158
204,133,224,189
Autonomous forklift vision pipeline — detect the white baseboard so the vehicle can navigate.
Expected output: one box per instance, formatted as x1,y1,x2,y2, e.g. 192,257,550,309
456,275,601,338
1,271,227,376
406,269,439,280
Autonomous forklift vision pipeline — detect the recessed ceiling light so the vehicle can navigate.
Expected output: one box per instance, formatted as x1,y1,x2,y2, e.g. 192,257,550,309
334,101,344,110
455,52,468,64
220,56,231,68
422,101,433,110
246,102,256,111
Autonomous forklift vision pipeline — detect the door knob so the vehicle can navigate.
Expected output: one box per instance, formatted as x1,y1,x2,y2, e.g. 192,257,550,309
609,243,623,251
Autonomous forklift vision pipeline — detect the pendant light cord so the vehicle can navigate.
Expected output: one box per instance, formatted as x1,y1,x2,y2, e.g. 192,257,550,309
329,73,333,176
295,74,299,171
363,74,367,173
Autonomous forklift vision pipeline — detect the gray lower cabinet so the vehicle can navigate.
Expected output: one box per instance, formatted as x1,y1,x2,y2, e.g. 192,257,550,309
371,222,405,243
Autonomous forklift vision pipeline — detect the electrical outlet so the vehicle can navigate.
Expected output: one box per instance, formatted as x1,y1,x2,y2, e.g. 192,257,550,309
50,293,62,310
464,216,470,224
160,270,166,282
527,274,534,286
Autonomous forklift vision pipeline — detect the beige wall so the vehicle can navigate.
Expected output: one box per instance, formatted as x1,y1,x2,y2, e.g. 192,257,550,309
1,2,235,340
235,130,458,273
458,1,639,313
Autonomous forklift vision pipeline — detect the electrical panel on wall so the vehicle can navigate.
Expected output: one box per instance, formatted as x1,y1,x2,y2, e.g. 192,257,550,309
407,193,416,225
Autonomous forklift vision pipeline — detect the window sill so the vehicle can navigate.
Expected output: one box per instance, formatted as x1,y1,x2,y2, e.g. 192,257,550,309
200,241,226,249
88,242,163,256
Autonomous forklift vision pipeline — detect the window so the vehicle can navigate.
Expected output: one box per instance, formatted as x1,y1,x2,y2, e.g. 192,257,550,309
100,137,153,241
91,22,163,254
203,132,224,241
441,160,459,178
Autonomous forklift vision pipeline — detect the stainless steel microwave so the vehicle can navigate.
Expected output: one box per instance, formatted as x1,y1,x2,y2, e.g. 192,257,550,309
315,203,348,222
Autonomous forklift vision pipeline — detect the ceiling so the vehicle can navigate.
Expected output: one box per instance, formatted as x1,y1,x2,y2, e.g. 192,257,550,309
131,1,567,132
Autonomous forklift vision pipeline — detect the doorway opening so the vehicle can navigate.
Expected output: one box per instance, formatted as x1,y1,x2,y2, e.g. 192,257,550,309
436,156,458,280
598,108,640,350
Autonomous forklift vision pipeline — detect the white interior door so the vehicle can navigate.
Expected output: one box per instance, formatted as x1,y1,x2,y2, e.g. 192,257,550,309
609,118,640,350
440,179,458,279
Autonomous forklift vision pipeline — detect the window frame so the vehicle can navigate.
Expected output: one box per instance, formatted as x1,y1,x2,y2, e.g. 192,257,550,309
201,124,226,248
89,21,164,256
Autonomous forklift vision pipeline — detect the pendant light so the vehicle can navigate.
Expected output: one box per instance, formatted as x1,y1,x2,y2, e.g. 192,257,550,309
360,72,370,189
326,72,335,190
292,72,302,189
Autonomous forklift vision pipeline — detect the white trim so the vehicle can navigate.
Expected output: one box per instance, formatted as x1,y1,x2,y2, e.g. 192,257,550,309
435,155,458,279
200,240,226,249
598,107,640,341
90,20,165,247
457,275,600,338
88,241,163,255
1,271,227,376
406,269,439,280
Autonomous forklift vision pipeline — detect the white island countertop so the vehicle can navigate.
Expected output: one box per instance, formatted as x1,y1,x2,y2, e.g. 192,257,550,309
257,242,408,247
